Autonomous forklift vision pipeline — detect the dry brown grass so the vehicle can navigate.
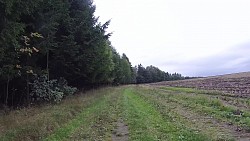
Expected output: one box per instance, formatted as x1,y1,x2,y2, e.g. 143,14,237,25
0,87,117,141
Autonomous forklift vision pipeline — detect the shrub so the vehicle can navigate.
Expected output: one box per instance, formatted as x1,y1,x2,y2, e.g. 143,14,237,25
57,77,78,96
30,75,77,103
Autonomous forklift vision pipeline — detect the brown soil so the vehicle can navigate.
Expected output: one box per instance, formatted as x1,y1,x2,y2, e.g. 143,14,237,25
112,118,129,141
152,72,250,98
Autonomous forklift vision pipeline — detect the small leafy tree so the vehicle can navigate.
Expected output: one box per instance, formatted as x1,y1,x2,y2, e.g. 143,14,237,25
17,33,43,105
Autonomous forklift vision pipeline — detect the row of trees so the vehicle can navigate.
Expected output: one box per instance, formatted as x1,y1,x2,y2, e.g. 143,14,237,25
136,64,184,84
0,0,137,107
0,0,185,107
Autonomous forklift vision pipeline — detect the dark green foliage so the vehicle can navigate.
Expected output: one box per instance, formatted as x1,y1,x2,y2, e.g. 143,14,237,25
0,0,133,106
136,64,146,84
111,49,133,85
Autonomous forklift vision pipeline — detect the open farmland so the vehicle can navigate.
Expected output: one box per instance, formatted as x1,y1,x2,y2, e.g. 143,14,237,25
152,72,250,98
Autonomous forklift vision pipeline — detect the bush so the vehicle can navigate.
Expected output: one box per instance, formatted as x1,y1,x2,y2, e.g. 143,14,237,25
30,75,77,103
57,77,78,96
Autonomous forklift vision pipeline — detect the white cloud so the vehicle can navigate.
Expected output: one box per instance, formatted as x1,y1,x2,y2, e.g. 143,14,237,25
160,43,250,76
94,0,250,76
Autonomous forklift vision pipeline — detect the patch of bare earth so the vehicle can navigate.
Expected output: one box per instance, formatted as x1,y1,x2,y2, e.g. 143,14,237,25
152,71,250,98
219,98,250,113
155,97,236,139
156,95,250,140
178,106,250,141
112,118,129,141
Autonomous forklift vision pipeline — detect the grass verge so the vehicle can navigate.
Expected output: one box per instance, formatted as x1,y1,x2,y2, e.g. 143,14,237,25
0,87,122,141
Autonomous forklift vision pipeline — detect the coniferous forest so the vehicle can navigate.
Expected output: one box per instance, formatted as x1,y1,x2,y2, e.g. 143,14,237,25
0,0,184,107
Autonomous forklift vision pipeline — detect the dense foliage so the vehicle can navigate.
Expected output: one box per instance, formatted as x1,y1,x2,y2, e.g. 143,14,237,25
0,0,185,107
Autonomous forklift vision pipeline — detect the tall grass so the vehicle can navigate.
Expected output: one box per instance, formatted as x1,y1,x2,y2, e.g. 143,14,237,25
0,87,122,141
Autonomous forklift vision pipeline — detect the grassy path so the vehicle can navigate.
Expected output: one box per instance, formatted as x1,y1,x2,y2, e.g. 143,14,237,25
1,85,250,140
133,86,235,140
65,89,123,140
123,87,208,141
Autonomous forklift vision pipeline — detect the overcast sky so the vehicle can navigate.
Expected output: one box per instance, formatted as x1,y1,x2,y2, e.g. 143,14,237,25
94,0,250,76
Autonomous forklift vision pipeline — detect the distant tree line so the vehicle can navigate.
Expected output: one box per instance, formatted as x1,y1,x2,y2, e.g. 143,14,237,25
135,64,184,84
0,0,185,107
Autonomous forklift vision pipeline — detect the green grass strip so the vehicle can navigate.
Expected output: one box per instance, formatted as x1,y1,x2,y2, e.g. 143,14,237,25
65,90,123,140
123,87,208,141
43,96,107,141
134,86,235,140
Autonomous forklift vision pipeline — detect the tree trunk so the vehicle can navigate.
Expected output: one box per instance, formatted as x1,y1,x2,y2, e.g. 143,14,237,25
5,75,10,105
47,50,51,101
11,90,14,108
47,48,49,80
26,74,30,107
